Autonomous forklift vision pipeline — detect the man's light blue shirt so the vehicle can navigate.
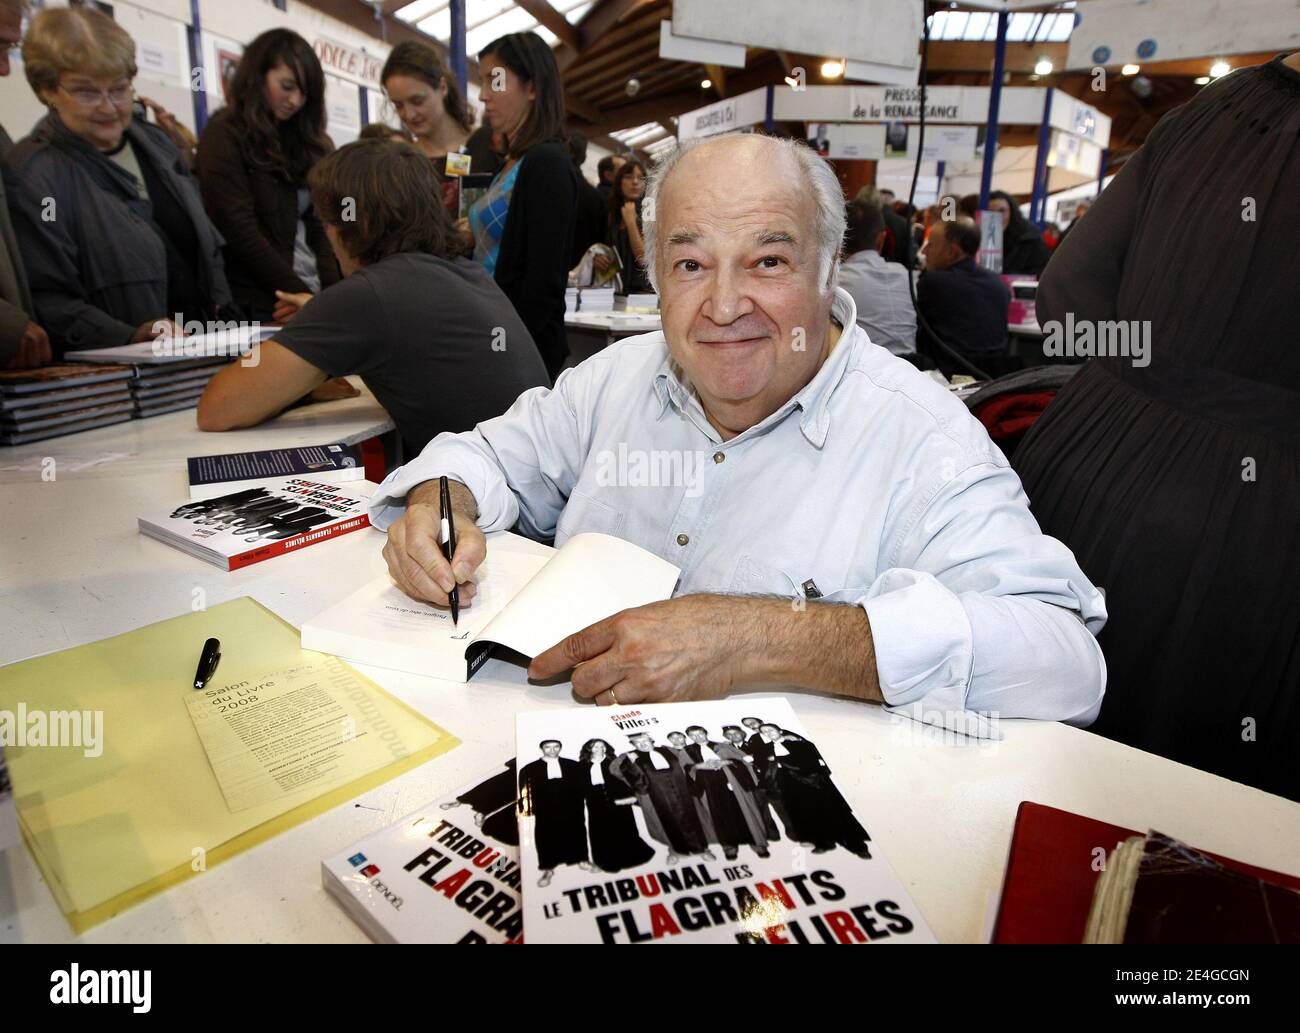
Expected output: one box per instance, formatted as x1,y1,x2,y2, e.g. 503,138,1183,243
370,288,1107,733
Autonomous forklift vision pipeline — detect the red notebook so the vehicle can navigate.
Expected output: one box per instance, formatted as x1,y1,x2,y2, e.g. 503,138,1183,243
992,801,1300,943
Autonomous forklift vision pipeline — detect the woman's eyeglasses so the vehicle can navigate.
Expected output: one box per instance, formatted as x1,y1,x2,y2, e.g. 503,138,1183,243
59,81,134,109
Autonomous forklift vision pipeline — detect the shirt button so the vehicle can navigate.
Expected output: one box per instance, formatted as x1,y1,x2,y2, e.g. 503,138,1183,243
676,533,690,546
713,451,725,464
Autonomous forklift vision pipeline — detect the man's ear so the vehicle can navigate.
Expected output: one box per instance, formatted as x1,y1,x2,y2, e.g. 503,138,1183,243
874,229,888,253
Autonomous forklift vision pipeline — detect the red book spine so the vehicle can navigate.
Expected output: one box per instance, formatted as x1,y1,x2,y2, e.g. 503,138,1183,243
226,515,371,570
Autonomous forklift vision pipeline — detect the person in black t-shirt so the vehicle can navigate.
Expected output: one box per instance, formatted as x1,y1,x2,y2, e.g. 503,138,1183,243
197,139,548,452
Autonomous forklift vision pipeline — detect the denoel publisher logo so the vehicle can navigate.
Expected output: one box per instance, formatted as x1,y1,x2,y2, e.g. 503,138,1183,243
50,964,151,1013
372,876,404,910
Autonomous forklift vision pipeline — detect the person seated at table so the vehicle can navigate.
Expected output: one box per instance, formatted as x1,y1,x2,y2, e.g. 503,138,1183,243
196,138,549,454
836,195,916,357
987,190,1051,277
917,217,1011,365
369,133,1107,730
3,7,233,356
195,29,340,323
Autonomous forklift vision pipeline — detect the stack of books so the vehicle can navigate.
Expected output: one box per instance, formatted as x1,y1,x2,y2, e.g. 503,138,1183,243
0,364,135,445
564,286,616,314
130,357,226,417
66,326,278,420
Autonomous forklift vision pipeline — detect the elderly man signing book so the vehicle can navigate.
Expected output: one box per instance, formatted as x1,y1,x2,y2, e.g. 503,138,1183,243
369,134,1107,729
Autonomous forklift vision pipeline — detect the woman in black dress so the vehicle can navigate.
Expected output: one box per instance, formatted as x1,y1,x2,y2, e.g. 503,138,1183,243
579,739,654,872
1013,54,1300,802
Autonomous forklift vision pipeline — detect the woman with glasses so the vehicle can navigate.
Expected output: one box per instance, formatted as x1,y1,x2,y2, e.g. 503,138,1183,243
605,158,651,296
2,6,232,356
196,29,339,323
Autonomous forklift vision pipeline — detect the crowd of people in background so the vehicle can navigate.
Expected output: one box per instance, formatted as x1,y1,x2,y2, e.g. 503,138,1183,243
0,0,1294,802
0,1,1085,384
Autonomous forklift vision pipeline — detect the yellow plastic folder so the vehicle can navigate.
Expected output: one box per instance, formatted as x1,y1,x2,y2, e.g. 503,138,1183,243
0,597,457,932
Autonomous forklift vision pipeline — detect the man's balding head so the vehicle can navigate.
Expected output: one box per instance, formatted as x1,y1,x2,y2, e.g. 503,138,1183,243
642,134,848,440
924,216,979,272
645,134,845,294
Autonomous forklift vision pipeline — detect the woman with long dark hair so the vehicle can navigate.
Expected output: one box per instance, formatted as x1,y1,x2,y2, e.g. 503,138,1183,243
606,158,652,295
468,31,578,380
196,29,339,321
381,41,500,214
986,189,1051,276
578,739,655,872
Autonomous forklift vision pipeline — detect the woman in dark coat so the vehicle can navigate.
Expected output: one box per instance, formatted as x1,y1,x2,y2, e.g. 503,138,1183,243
4,6,232,355
1012,54,1300,802
579,739,654,872
468,32,577,380
196,29,339,321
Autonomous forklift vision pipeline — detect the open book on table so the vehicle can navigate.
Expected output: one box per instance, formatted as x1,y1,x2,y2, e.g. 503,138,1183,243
302,530,681,682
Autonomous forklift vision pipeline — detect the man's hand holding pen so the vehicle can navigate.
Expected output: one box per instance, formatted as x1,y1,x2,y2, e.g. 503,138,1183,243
381,477,485,612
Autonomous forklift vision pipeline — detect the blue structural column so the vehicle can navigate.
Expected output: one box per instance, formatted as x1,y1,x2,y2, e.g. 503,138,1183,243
450,0,467,95
1029,86,1054,227
187,0,207,134
359,85,370,126
934,159,945,200
1096,146,1109,195
764,84,775,132
978,10,1009,210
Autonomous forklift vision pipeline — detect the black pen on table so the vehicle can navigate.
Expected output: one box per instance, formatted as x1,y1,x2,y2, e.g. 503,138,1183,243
193,637,221,690
439,475,459,625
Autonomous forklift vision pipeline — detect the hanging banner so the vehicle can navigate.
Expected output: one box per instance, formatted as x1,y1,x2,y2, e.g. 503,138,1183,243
314,36,385,89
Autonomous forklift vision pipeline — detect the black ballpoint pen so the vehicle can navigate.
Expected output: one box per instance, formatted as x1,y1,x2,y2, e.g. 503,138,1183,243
194,637,221,690
439,475,459,625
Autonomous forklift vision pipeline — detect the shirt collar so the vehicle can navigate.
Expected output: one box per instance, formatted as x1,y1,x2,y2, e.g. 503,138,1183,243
844,249,887,269
652,287,863,449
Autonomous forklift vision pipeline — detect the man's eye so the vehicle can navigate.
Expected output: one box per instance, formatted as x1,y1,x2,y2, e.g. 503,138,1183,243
758,255,786,268
675,259,701,272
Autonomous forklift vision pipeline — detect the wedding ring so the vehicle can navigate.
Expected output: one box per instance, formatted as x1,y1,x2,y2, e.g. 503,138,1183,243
608,687,620,707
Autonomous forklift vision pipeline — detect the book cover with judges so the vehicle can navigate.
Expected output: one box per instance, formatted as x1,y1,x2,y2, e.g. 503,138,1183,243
516,699,936,944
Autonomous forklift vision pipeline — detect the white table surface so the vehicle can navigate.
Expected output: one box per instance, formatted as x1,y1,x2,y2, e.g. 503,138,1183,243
564,311,661,333
0,377,394,486
1,379,1297,944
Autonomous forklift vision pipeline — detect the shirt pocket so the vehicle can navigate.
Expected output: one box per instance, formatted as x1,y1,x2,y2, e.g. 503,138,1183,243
556,489,626,540
729,554,870,604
